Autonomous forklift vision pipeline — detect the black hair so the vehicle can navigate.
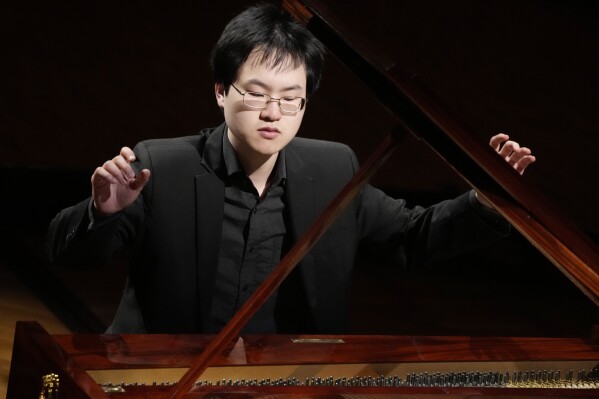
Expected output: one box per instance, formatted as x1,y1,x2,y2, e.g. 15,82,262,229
210,3,325,97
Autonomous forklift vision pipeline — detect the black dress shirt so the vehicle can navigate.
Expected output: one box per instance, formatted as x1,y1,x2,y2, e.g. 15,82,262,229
202,132,287,333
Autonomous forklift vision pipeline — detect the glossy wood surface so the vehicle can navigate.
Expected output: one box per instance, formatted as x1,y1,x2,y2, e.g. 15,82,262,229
53,332,599,369
8,322,599,398
7,322,109,399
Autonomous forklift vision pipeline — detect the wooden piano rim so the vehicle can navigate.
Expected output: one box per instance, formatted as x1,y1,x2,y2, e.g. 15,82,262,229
48,330,599,370
9,321,599,399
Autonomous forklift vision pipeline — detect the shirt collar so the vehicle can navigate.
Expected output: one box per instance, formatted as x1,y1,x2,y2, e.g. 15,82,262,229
202,124,287,186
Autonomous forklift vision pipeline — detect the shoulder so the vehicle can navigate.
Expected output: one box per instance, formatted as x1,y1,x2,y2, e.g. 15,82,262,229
289,137,356,161
289,137,353,154
131,126,224,177
137,134,204,153
290,137,352,152
133,125,222,157
287,137,359,174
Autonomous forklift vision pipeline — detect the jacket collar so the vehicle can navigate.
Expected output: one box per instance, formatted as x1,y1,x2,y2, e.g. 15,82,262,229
283,141,316,240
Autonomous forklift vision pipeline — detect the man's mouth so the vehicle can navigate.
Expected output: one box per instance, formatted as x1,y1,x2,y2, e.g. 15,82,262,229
258,127,281,139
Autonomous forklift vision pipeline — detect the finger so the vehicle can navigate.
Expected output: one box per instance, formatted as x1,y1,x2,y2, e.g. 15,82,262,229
102,160,129,185
129,169,151,191
515,155,536,175
120,146,136,162
489,133,509,151
91,166,118,186
506,147,531,164
498,141,520,160
113,154,136,179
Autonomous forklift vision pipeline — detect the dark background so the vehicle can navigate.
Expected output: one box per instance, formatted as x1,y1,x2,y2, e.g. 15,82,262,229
2,0,598,336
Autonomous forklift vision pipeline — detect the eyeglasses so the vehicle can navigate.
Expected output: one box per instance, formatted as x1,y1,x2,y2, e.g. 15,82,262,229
230,84,306,115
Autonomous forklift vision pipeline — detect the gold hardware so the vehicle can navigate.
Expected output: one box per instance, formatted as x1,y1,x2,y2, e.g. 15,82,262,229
39,373,59,399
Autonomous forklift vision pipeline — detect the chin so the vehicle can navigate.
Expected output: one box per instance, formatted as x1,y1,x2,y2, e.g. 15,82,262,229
256,148,282,158
254,142,285,156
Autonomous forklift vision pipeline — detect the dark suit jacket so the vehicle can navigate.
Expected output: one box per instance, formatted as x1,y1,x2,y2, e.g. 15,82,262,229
47,123,509,333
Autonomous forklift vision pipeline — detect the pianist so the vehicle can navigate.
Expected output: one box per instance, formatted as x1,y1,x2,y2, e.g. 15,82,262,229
46,3,535,334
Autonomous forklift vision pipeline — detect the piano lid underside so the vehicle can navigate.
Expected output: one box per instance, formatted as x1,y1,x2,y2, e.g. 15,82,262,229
283,0,599,336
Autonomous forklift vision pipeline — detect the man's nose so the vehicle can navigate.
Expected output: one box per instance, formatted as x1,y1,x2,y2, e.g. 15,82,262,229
260,101,282,120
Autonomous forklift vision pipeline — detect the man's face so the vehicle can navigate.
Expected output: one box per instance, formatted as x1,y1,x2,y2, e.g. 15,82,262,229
215,52,307,167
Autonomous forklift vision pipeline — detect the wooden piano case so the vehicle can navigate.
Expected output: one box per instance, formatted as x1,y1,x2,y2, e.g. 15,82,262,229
8,320,599,398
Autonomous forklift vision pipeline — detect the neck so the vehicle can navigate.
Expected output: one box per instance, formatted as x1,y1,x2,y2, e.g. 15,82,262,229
227,129,280,196
233,150,278,198
243,154,278,197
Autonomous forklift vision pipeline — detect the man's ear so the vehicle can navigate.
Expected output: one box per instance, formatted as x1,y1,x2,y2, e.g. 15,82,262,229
215,83,225,109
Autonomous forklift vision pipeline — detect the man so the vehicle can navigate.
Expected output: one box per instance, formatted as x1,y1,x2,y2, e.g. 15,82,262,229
47,4,535,334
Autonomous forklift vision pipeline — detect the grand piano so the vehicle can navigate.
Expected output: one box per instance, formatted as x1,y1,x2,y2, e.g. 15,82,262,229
8,0,599,397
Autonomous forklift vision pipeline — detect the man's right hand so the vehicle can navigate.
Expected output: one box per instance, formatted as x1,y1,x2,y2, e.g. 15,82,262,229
91,146,151,215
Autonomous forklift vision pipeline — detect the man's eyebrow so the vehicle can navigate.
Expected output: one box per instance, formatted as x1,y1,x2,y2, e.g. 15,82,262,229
244,78,303,92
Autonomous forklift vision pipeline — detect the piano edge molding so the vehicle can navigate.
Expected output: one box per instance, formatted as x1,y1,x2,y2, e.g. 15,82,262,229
7,321,599,398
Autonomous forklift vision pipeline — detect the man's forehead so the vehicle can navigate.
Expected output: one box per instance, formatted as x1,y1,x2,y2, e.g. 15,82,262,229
234,51,307,91
246,49,305,74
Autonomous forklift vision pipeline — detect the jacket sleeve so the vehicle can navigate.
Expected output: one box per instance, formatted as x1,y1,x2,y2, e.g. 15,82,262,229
46,144,150,268
353,155,510,269
46,196,145,268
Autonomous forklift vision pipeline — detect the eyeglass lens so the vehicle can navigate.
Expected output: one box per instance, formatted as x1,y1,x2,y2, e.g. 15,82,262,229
244,92,302,113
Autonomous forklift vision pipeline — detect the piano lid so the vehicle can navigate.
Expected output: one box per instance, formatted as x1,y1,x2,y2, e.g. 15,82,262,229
283,0,599,306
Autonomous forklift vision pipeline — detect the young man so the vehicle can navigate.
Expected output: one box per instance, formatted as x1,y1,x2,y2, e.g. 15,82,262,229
47,4,535,334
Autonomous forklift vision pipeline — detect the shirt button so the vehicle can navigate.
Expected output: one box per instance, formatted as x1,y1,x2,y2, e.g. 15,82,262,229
249,247,255,253
252,208,258,214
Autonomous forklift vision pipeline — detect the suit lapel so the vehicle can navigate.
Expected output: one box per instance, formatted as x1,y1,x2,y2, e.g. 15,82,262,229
285,144,316,240
194,125,227,330
284,144,318,307
195,172,224,329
